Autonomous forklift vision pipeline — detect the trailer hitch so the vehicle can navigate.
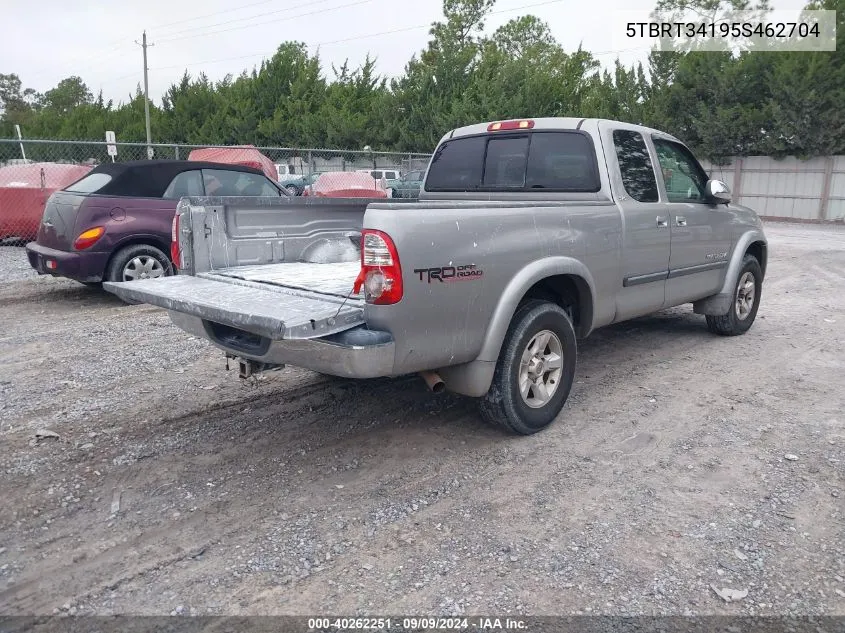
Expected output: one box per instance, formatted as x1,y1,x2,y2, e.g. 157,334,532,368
225,354,284,379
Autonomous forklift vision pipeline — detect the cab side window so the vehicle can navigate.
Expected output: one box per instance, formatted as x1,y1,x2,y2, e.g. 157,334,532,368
163,170,204,199
652,139,709,202
612,130,658,203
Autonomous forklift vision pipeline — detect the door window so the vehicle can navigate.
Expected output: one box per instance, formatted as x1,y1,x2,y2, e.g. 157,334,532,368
612,130,659,203
652,139,709,202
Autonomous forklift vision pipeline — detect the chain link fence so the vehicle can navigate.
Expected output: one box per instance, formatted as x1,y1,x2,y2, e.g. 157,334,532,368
0,138,432,244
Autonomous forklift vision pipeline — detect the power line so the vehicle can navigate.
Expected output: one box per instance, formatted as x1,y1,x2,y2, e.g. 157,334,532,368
22,0,287,83
148,0,279,33
97,0,651,90
24,43,135,82
147,0,569,72
156,0,372,44
154,0,341,40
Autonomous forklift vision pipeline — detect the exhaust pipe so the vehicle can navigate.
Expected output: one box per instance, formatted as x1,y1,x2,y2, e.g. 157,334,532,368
420,370,445,394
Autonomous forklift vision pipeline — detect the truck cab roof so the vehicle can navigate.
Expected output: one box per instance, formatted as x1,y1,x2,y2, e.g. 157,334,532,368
443,117,683,145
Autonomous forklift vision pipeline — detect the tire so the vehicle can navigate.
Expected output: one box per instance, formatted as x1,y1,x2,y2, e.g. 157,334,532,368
285,185,299,196
706,254,762,336
479,300,578,435
106,242,172,287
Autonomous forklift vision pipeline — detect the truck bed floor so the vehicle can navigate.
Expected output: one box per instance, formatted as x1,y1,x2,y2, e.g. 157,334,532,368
203,261,360,298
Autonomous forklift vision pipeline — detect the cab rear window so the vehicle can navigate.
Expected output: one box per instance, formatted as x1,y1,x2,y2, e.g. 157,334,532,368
64,173,113,194
426,131,600,192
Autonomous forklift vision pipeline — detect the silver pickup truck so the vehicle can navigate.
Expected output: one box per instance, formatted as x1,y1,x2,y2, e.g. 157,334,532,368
104,118,767,435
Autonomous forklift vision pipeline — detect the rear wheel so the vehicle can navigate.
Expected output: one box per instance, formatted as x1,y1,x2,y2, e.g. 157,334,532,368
106,244,173,304
479,300,577,435
285,185,298,196
107,244,172,283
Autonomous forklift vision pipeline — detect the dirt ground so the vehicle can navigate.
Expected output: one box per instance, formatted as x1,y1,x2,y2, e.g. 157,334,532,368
0,222,843,617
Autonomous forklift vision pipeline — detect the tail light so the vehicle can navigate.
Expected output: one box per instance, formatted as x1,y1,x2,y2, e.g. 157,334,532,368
170,214,180,269
352,229,403,305
73,226,105,250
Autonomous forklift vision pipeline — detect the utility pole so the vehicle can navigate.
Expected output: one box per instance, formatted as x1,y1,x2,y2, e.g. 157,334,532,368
135,31,154,159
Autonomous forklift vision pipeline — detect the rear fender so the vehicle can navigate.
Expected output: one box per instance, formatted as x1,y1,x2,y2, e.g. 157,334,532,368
479,256,596,363
437,257,595,398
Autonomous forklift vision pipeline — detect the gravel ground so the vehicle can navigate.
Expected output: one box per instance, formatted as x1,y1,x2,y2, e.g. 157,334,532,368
0,223,843,617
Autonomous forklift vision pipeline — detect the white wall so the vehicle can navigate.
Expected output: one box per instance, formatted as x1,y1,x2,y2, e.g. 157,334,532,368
700,156,844,221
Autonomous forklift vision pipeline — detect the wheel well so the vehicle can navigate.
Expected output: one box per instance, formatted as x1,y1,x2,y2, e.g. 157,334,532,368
521,274,593,337
111,238,171,259
746,241,767,279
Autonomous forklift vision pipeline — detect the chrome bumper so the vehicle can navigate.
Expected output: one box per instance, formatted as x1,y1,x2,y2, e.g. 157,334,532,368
169,312,396,379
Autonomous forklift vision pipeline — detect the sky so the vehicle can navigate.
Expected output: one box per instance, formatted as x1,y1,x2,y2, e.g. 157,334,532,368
2,0,810,107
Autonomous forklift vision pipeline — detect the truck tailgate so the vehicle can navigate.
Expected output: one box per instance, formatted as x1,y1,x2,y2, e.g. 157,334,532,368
103,262,363,340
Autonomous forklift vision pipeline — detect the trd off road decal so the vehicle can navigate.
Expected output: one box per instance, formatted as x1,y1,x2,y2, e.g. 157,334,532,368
413,264,484,283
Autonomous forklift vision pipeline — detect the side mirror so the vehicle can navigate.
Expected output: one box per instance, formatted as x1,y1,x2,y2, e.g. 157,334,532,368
706,179,732,203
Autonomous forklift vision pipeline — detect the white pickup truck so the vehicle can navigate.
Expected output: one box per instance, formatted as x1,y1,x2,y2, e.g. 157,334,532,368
105,118,767,435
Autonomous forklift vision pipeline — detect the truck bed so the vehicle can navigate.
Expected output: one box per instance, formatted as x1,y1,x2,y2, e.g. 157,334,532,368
103,193,374,341
104,261,363,340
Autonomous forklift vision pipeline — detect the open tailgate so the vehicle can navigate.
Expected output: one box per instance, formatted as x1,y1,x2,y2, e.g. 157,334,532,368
103,264,364,340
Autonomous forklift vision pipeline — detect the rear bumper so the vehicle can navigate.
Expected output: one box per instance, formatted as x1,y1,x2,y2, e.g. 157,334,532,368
169,312,396,379
25,242,108,283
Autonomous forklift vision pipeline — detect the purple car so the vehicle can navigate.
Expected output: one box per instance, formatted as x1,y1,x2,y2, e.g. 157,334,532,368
26,160,286,287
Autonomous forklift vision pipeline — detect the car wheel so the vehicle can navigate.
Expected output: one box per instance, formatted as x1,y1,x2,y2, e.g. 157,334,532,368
479,300,578,435
285,185,298,196
106,244,173,303
706,254,762,336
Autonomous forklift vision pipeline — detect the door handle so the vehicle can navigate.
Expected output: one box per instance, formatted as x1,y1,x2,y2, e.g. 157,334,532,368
676,216,687,227
656,216,668,228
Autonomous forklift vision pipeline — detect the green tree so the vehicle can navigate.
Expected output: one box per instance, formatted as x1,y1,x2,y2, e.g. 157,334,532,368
0,73,42,132
43,76,93,115
765,0,845,156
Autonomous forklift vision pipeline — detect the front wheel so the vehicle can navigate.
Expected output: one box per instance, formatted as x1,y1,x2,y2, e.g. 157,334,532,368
706,254,762,336
479,300,578,435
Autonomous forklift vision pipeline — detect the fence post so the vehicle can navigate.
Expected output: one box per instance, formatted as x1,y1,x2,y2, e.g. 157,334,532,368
732,157,743,204
818,156,834,221
307,150,312,176
174,145,180,160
